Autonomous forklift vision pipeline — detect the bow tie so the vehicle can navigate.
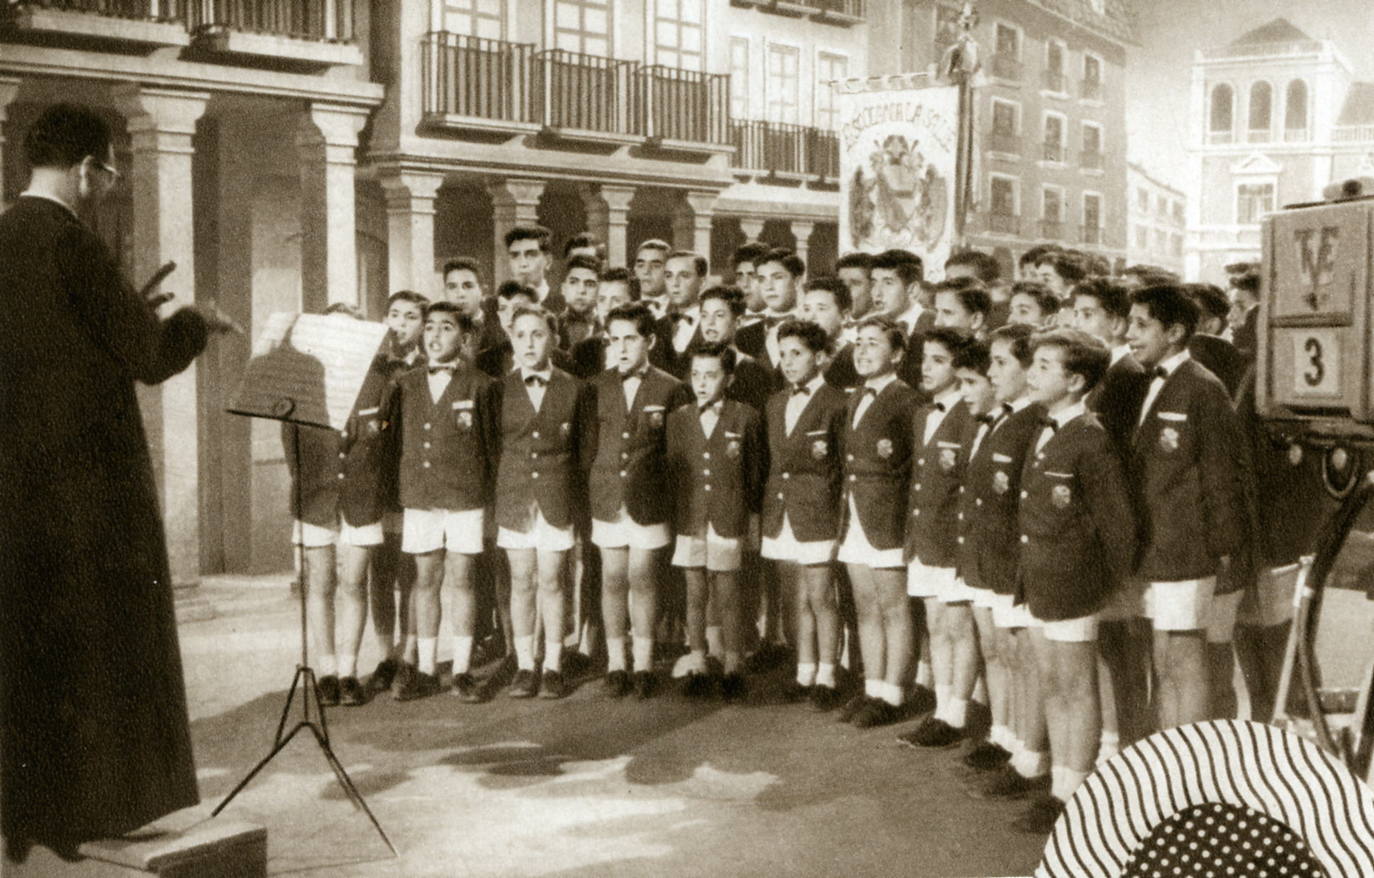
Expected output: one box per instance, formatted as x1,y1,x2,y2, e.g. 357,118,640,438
976,413,997,425
428,362,457,375
618,368,645,382
761,315,786,330
860,386,879,398
699,401,723,414
1152,366,1169,380
524,373,549,387
1039,417,1059,433
933,402,947,413
669,311,695,324
791,383,812,396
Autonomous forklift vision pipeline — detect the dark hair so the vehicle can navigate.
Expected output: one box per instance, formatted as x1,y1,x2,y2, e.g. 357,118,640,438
922,325,972,359
563,231,605,261
1230,269,1260,297
599,265,633,285
1183,282,1230,323
870,249,925,286
666,249,708,277
324,302,364,319
387,289,429,309
424,301,475,334
757,248,805,278
1037,250,1089,285
497,279,538,302
1031,328,1109,393
803,276,852,312
635,238,671,259
23,103,113,169
564,254,603,276
504,224,552,253
777,319,830,354
990,322,1036,367
606,302,657,337
856,314,908,352
952,336,991,374
732,241,768,269
945,249,1001,284
835,251,875,274
699,284,747,317
442,256,486,286
1224,260,1259,276
1131,284,1200,340
510,304,559,336
688,340,737,374
1085,253,1112,278
933,280,993,319
1071,277,1130,321
1009,281,1061,319
1019,244,1062,269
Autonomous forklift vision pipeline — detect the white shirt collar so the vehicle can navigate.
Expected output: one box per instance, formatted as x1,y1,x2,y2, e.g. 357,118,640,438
1110,343,1131,365
1049,399,1087,429
863,371,898,395
893,303,923,333
20,190,77,217
1156,348,1191,378
802,372,825,395
1007,395,1034,413
535,278,550,303
932,386,963,412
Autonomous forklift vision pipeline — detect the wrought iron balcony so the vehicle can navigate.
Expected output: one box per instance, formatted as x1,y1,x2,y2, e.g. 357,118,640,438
731,120,836,182
991,53,1021,81
3,0,190,48
186,0,359,67
806,127,839,180
809,0,865,25
638,65,731,147
422,33,535,131
532,49,639,140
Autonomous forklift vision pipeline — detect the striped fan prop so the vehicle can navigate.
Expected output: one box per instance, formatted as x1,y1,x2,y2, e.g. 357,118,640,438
1037,719,1374,878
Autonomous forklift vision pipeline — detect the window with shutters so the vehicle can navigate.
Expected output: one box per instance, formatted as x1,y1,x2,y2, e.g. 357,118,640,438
766,42,800,125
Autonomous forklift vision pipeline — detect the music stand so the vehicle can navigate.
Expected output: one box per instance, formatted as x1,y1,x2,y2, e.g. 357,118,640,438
214,312,397,856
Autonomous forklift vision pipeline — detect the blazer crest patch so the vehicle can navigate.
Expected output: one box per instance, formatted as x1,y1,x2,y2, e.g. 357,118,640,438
992,470,1010,494
1159,426,1180,453
812,438,829,459
876,438,894,459
560,421,572,439
939,448,957,472
1052,484,1072,509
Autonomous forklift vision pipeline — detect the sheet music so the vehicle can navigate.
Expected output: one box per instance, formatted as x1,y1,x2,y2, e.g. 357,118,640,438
228,312,389,430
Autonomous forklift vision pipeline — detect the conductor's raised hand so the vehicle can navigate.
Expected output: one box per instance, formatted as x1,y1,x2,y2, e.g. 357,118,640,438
201,302,245,336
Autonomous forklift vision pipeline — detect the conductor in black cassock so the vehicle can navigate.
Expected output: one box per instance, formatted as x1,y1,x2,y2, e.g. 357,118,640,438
0,103,237,860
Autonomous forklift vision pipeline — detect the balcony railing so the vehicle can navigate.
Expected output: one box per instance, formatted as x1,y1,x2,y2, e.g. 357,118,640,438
987,131,1021,154
1283,126,1309,142
423,32,534,124
731,120,835,180
1042,70,1066,93
1333,125,1374,143
1200,40,1324,60
1080,150,1103,170
533,49,639,136
1206,128,1234,144
1081,225,1103,245
987,212,1019,235
806,127,839,178
187,0,351,41
1081,78,1102,101
991,53,1021,81
1040,219,1065,239
1247,127,1272,143
810,0,865,23
638,65,731,145
1042,142,1064,162
12,0,186,19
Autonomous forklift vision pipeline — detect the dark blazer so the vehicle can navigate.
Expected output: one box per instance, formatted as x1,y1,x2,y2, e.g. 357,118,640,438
583,365,692,525
650,311,703,378
283,354,398,528
559,311,596,352
570,334,608,379
1233,305,1258,365
735,317,772,363
895,316,937,406
957,403,1044,596
666,400,767,538
1189,333,1247,399
905,398,974,567
1129,357,1249,583
824,341,861,389
1088,352,1149,457
493,367,589,532
762,381,849,543
393,363,497,511
840,378,922,551
728,353,783,414
1017,411,1137,621
475,338,573,380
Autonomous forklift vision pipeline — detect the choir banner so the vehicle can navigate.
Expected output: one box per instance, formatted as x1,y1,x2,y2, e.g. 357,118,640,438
837,75,959,280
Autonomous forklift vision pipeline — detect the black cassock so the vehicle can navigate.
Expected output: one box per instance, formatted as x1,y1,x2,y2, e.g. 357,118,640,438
0,196,206,852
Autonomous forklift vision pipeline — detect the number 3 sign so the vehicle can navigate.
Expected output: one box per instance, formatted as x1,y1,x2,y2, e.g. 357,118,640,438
1291,329,1340,397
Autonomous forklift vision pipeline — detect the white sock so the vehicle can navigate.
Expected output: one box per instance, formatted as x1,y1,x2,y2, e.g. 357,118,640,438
944,697,968,729
705,625,723,657
1060,767,1089,799
1098,730,1120,760
1013,749,1049,779
722,650,741,674
864,678,881,697
990,723,1012,751
606,637,627,672
816,663,836,688
1009,735,1026,756
545,640,563,672
632,636,654,672
881,682,904,706
402,634,418,663
451,635,473,674
935,683,951,710
514,635,536,671
916,658,933,689
317,653,337,677
796,662,818,687
417,638,438,675
337,654,357,679
972,675,988,705
1050,766,1067,801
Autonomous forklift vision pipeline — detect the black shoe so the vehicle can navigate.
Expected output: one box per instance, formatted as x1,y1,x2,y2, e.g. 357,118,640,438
907,684,937,715
897,717,964,749
367,658,399,694
634,670,657,700
809,684,841,712
721,672,747,703
682,671,715,699
744,642,793,674
780,680,810,703
837,692,869,723
339,676,367,706
539,670,567,699
852,698,901,729
966,764,1051,801
508,669,539,698
452,672,487,703
563,651,595,680
961,740,1012,771
606,670,632,698
1012,794,1066,835
394,670,441,701
391,663,417,700
316,674,341,706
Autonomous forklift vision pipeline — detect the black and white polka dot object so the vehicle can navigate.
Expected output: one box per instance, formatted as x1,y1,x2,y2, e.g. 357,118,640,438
1121,803,1325,878
1037,720,1374,877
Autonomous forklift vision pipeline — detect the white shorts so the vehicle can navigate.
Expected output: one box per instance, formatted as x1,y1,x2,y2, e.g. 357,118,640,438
1097,579,1144,622
1238,563,1300,628
1038,613,1099,643
837,496,904,569
968,586,1001,610
293,516,384,549
401,507,486,555
760,513,836,567
672,522,743,572
907,559,971,602
1143,576,1215,632
1206,589,1244,644
994,599,1037,630
497,503,576,553
591,506,672,551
